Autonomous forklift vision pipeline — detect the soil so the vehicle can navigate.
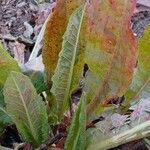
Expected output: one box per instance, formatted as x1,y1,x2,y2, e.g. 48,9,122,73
0,0,35,36
0,0,54,63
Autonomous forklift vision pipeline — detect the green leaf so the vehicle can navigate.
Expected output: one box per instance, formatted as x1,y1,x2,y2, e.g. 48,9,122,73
24,71,48,94
51,5,86,120
0,42,20,88
0,104,11,134
124,26,150,105
0,42,20,133
3,71,49,146
0,90,11,135
64,92,86,150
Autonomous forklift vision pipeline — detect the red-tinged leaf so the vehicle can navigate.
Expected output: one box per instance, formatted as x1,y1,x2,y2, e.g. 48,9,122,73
53,0,138,119
82,0,138,116
42,0,85,87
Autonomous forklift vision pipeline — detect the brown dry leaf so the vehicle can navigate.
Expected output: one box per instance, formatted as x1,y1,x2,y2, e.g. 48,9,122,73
14,41,25,65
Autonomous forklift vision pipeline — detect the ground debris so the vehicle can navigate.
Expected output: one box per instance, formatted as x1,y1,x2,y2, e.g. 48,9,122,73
0,0,55,63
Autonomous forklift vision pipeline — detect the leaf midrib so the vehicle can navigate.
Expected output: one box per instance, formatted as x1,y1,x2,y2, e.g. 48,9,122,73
11,74,38,143
63,4,87,111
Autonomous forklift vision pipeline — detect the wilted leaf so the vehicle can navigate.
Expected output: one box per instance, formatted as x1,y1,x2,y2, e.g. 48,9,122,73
75,0,137,117
42,0,85,87
64,93,86,150
125,26,150,107
86,110,129,147
3,72,49,146
51,4,86,119
87,119,150,150
86,105,150,150
86,96,150,149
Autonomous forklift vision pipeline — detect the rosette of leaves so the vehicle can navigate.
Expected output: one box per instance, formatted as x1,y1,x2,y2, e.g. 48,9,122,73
43,0,138,121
